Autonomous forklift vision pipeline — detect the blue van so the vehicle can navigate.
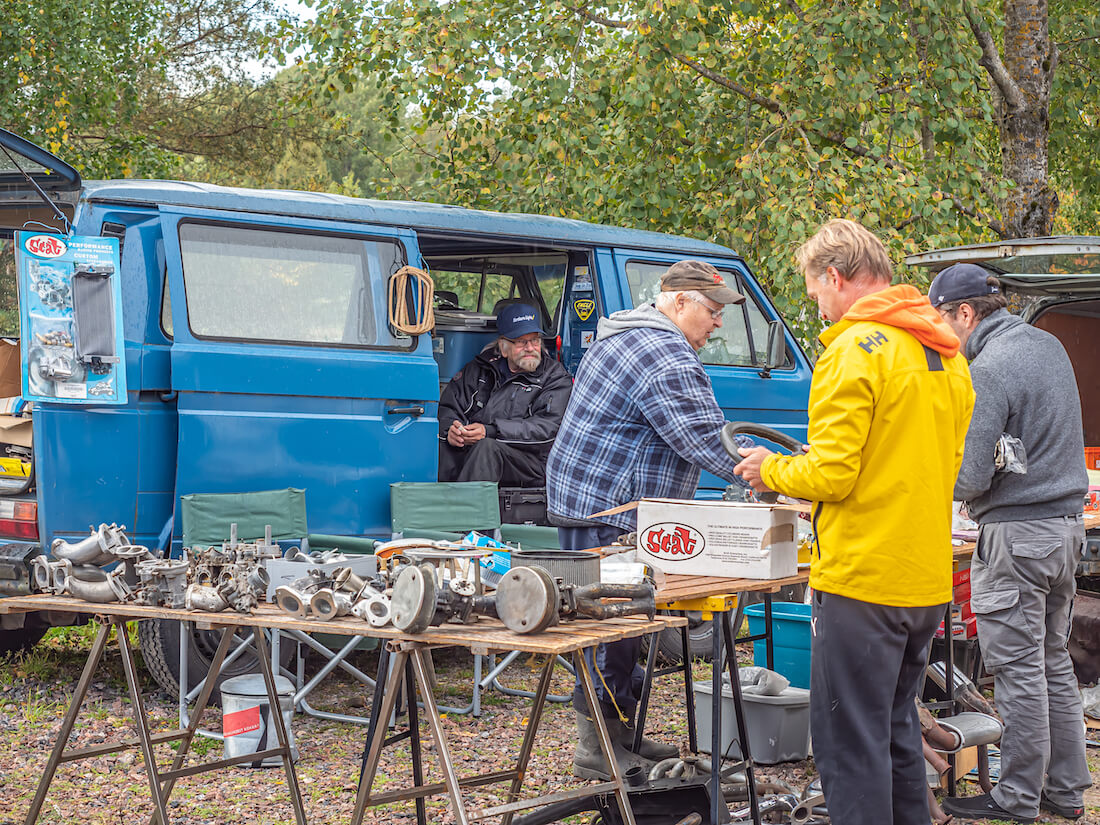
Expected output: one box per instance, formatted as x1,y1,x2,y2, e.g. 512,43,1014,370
0,129,811,689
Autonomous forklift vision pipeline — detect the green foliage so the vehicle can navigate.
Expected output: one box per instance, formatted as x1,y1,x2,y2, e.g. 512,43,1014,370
287,0,1098,338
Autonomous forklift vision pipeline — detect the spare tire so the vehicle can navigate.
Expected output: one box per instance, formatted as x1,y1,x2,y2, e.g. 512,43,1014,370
0,624,48,656
137,618,293,702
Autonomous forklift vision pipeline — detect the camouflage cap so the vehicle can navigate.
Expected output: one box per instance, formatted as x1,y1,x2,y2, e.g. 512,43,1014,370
660,260,745,305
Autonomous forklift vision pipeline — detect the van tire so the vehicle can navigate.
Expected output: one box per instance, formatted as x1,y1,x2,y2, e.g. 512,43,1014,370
137,618,292,702
0,625,48,656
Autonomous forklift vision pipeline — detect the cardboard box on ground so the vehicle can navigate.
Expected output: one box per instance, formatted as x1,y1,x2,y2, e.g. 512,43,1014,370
592,498,804,580
0,339,30,448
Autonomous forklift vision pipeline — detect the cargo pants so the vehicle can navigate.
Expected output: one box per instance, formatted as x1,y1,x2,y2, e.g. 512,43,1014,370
971,514,1091,818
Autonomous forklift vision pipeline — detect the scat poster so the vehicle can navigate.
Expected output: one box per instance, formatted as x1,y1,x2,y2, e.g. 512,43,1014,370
15,232,126,404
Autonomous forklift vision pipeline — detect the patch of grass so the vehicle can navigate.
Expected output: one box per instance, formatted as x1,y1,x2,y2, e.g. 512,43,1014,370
23,689,65,724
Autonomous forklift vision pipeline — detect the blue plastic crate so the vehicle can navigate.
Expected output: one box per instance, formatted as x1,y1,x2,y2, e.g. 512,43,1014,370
745,602,812,689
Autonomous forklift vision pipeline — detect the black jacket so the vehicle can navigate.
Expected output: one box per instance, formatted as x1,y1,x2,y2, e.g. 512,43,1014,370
438,346,573,458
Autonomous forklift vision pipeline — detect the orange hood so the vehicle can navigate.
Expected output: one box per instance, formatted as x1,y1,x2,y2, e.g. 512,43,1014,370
843,284,960,357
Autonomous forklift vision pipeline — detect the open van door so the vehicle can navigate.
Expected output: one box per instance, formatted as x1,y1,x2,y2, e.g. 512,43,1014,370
0,129,81,237
905,237,1100,317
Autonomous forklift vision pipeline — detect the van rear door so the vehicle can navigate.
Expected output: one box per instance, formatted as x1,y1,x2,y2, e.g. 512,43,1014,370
0,129,80,237
161,208,439,537
605,248,811,494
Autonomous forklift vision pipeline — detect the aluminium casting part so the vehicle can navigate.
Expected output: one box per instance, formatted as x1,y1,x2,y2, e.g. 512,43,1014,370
134,558,190,608
185,583,230,612
275,585,312,619
51,522,131,566
390,562,497,634
350,593,392,627
308,588,352,621
494,566,657,634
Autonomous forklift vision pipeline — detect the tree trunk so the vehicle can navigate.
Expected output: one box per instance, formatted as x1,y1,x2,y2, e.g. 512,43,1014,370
999,0,1057,237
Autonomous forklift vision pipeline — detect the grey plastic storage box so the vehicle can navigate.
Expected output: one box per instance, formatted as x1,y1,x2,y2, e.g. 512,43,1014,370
693,681,811,764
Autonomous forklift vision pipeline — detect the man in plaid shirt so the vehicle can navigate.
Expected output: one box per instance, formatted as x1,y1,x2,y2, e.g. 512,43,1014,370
546,260,751,780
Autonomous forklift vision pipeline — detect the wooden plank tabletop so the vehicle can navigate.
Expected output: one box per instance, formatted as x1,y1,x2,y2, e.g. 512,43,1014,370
0,595,685,656
654,572,809,607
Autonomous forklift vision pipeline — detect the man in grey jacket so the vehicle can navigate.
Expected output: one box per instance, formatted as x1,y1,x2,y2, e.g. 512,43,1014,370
930,263,1090,823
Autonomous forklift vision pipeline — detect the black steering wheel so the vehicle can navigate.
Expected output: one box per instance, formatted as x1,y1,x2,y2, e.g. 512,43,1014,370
721,421,805,504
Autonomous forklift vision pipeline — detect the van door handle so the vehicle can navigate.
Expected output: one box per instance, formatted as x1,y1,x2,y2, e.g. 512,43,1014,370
387,405,425,416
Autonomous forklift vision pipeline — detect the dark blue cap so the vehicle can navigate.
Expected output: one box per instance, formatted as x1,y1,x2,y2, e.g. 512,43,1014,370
496,303,545,339
928,263,1000,308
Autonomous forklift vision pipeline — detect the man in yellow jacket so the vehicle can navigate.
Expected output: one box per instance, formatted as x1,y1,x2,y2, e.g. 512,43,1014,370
735,219,974,825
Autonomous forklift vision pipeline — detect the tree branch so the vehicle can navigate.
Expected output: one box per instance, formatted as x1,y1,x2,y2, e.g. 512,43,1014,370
568,4,630,29
665,51,781,113
784,0,805,21
962,0,1026,111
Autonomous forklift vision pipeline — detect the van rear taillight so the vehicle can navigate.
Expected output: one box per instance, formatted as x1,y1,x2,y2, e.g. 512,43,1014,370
0,500,38,540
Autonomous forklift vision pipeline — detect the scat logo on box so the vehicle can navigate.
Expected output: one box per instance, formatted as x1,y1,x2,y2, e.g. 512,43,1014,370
642,522,705,559
24,235,67,258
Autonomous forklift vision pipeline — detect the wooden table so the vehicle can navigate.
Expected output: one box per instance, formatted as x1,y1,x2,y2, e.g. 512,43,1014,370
0,594,684,825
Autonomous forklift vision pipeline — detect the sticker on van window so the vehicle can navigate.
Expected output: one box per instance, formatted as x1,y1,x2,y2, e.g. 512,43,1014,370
573,299,595,321
15,231,127,405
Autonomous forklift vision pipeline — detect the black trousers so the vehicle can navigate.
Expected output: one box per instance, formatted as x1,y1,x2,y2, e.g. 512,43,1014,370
558,524,644,719
810,590,945,825
438,438,546,486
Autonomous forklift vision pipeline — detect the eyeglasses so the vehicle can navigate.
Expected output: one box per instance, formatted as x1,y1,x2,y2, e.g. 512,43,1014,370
689,294,724,320
506,337,542,350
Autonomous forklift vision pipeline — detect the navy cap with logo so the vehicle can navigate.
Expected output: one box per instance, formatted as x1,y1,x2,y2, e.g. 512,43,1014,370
496,303,546,339
928,263,1000,308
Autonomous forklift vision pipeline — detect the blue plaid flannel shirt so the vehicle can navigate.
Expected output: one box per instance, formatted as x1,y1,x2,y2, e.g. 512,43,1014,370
546,325,747,532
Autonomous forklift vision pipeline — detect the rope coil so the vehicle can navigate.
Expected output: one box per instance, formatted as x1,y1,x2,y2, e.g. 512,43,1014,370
388,266,435,335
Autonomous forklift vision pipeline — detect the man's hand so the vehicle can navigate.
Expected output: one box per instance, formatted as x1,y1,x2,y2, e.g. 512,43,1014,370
734,445,777,494
447,420,467,447
447,420,487,447
461,423,487,443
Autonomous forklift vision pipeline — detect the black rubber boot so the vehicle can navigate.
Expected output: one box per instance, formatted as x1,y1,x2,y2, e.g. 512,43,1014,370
572,711,655,781
609,717,679,761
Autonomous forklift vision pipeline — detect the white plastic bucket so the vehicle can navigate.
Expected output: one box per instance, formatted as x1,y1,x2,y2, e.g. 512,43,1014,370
220,673,297,767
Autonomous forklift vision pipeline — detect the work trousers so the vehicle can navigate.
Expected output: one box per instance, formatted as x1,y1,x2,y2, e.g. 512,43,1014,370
438,437,545,487
558,524,644,719
810,591,943,825
972,514,1091,818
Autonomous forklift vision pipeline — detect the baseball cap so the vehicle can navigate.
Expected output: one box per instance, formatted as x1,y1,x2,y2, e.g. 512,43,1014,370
928,263,1001,308
496,303,546,339
660,260,746,305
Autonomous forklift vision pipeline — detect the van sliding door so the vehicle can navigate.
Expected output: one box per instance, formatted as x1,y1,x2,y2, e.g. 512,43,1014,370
161,209,439,537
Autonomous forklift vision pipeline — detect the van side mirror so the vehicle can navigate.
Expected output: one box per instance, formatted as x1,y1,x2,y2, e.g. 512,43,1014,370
760,320,787,379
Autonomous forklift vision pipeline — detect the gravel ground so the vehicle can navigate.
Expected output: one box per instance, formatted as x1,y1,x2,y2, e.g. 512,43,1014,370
0,625,1097,825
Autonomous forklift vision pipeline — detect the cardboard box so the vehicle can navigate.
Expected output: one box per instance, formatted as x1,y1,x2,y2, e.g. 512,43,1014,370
0,414,31,448
633,498,800,580
0,339,20,399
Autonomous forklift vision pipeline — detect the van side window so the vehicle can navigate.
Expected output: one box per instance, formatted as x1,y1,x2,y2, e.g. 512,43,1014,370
179,223,402,347
625,260,775,368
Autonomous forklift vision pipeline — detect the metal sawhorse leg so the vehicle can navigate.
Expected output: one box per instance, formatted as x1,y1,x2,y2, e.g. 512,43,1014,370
26,618,305,825
634,593,776,825
352,640,638,825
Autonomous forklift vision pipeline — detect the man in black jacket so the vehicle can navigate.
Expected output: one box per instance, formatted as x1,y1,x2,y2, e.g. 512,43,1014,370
438,303,572,486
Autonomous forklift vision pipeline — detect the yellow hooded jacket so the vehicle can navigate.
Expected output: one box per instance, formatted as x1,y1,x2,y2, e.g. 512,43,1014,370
761,285,974,607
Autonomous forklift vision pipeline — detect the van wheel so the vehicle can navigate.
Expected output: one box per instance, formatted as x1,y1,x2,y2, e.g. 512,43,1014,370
0,625,48,656
137,618,293,702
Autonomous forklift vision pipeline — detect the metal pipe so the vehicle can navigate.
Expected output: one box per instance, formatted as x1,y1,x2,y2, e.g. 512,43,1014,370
928,787,952,824
50,523,127,565
730,793,797,820
64,573,122,603
924,737,951,775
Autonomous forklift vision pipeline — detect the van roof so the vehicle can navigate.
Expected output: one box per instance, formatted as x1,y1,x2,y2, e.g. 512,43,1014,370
84,180,739,258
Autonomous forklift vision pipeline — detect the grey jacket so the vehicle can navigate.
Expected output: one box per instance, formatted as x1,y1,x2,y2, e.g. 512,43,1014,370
955,308,1087,523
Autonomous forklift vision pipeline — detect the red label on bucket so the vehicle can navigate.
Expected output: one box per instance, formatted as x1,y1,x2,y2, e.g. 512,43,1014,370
223,705,261,737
